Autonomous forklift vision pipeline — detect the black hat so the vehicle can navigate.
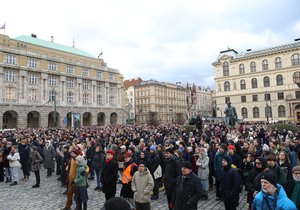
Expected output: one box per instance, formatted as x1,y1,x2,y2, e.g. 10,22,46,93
181,161,193,170
261,171,277,187
165,147,174,154
104,197,131,210
138,160,147,167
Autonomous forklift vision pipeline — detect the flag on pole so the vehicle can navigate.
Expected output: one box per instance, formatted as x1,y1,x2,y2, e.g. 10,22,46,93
0,24,5,30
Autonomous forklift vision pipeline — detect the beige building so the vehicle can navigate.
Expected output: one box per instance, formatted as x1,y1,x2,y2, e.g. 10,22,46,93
213,39,300,122
0,34,125,129
135,80,187,124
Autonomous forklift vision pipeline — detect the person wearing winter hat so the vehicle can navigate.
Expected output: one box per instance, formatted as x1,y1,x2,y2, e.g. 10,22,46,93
150,145,156,151
285,166,300,209
252,171,297,210
103,197,131,210
148,144,161,200
171,161,202,210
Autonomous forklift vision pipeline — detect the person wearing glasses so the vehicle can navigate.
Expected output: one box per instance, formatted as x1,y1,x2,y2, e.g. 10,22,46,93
285,166,300,209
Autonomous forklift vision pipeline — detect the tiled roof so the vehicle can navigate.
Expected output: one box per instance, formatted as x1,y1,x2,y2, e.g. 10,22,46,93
123,77,143,89
14,35,95,58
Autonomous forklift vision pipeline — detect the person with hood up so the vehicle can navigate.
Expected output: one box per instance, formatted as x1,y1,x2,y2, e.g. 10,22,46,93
43,140,55,177
131,160,154,210
74,155,89,210
252,171,297,210
196,147,210,200
220,155,241,210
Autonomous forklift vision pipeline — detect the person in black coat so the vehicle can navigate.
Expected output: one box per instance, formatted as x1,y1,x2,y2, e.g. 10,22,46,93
92,145,105,190
101,150,119,201
220,155,241,210
171,161,202,210
19,139,31,181
147,145,161,200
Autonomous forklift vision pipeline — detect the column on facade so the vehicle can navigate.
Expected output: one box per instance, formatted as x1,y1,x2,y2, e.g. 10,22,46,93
77,78,82,106
105,82,109,106
60,76,66,106
91,80,96,106
0,67,3,102
18,70,27,103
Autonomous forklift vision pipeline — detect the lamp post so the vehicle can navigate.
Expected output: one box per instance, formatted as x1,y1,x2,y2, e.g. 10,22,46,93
265,91,269,123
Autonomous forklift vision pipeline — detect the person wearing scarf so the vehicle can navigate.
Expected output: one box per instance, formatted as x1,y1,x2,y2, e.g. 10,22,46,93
285,166,300,209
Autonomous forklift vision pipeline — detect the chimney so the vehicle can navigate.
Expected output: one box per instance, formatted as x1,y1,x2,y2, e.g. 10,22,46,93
31,34,37,38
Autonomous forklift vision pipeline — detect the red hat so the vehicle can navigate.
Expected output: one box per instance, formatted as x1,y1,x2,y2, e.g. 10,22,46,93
124,150,133,158
71,149,80,156
228,145,235,150
106,150,115,155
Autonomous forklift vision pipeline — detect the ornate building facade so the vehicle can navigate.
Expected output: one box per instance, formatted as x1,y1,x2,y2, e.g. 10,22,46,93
0,34,125,129
213,39,300,122
124,77,142,123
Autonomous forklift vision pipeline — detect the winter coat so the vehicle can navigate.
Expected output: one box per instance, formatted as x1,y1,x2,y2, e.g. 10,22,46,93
268,164,286,187
252,184,297,210
92,151,105,171
30,150,43,171
220,167,241,202
147,152,160,176
74,162,88,187
163,155,181,191
43,145,55,169
120,160,138,198
101,158,119,195
214,151,226,181
172,172,203,210
196,154,209,179
7,152,21,168
131,168,154,203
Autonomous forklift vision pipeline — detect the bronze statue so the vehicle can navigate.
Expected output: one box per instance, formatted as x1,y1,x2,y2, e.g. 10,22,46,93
224,101,237,128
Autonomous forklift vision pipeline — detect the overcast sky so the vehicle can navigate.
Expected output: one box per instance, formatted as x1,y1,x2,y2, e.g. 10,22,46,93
1,0,300,88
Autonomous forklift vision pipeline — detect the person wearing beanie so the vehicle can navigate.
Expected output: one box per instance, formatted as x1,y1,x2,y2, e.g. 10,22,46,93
228,145,242,169
163,146,181,210
285,166,300,209
131,160,154,210
150,145,156,151
252,171,297,210
101,149,119,201
29,145,43,188
147,143,161,200
214,143,228,201
220,155,241,210
103,197,132,210
171,161,202,210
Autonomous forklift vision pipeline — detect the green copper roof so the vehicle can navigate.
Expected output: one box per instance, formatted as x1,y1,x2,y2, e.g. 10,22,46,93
14,35,95,58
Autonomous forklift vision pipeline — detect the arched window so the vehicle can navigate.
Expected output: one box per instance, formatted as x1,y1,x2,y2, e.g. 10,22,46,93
250,61,256,72
278,105,286,117
241,107,248,118
223,62,229,76
253,107,259,118
263,76,270,87
291,53,300,66
239,64,245,74
240,80,246,90
276,74,283,86
266,106,272,118
224,81,230,91
262,59,268,70
275,57,282,69
251,78,258,88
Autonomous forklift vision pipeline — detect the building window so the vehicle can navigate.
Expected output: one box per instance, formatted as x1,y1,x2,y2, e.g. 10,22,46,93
109,73,114,80
277,92,284,100
28,89,37,101
253,107,259,118
97,82,104,92
265,93,271,101
66,78,74,89
223,62,229,76
6,54,17,64
66,66,74,74
241,107,248,118
241,95,246,102
278,105,286,117
5,87,16,100
252,95,258,102
49,76,57,86
96,70,102,79
109,95,115,105
275,57,282,69
29,58,38,68
4,70,16,82
49,62,57,71
295,91,300,99
82,68,89,76
67,91,74,103
29,73,37,85
240,80,246,90
276,74,283,86
263,76,270,87
48,90,56,101
293,71,300,84
83,94,89,104
82,81,89,90
291,53,300,66
224,81,230,91
239,64,245,74
97,94,103,105
250,62,256,72
262,59,268,70
225,97,230,104
251,78,258,88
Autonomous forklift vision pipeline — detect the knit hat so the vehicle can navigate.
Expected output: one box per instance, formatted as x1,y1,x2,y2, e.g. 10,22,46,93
165,147,174,154
228,145,235,150
104,197,131,210
261,171,277,187
31,146,38,151
106,150,115,156
150,145,157,151
181,161,193,170
124,150,133,158
292,166,300,173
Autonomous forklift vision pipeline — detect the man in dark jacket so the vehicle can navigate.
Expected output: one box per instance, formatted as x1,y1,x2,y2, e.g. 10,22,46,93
172,161,202,210
147,145,161,200
163,147,181,210
220,155,241,210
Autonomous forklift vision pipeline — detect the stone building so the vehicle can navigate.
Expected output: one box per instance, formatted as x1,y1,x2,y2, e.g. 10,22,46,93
213,39,300,122
0,34,125,129
135,80,186,124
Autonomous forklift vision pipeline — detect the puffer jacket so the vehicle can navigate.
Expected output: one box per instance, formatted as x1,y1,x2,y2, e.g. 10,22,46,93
196,154,209,179
131,168,154,203
7,152,21,168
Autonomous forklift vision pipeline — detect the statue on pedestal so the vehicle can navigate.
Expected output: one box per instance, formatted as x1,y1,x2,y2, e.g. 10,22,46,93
224,101,237,128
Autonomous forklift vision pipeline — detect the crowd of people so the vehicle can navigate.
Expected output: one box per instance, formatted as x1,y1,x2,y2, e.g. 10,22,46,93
0,121,300,210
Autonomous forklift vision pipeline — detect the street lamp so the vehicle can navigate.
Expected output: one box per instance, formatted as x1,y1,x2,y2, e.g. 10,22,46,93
265,91,269,123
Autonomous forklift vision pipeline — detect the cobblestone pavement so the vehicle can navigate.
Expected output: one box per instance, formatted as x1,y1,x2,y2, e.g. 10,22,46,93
0,168,249,210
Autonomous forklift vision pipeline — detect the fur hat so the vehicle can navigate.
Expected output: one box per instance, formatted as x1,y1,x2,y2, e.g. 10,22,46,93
261,171,277,187
104,197,131,210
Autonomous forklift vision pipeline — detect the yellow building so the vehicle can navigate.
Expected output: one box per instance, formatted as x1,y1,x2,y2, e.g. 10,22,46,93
213,39,300,122
0,34,125,128
135,80,186,124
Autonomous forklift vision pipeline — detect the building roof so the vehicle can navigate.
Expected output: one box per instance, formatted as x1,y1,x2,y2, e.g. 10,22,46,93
14,35,95,58
136,79,186,90
123,77,143,89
